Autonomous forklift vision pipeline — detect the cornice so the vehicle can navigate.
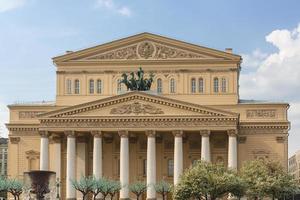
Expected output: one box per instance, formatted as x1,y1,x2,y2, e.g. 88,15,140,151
39,116,238,130
55,59,240,67
56,68,239,75
239,121,290,130
6,123,39,132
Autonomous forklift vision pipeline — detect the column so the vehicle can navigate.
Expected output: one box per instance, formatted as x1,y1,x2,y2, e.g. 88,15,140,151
173,130,183,185
146,130,156,200
76,136,87,199
119,130,129,200
92,131,103,199
227,129,238,170
200,130,211,162
66,131,76,200
52,135,61,196
39,131,49,170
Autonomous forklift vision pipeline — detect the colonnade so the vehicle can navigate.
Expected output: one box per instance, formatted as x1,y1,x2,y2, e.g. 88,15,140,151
39,129,238,200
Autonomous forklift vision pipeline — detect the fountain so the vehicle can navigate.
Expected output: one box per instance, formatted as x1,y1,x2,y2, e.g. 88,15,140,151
24,170,56,200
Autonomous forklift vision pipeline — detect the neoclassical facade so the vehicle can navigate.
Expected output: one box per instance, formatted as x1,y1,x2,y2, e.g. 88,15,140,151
7,33,289,200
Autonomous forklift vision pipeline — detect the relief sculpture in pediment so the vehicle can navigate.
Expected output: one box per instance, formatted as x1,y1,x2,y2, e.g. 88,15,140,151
86,41,205,60
110,101,164,115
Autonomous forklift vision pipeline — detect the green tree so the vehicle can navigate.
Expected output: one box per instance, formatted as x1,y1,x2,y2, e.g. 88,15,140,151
241,159,300,199
91,177,105,200
129,181,147,200
71,176,94,200
6,179,23,200
108,180,121,200
154,180,172,200
173,161,242,200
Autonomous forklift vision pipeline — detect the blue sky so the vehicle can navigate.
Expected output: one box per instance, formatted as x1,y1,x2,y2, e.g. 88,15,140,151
0,0,300,155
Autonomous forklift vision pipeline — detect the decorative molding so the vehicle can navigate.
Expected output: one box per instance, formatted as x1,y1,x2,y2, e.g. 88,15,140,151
246,109,276,118
19,111,45,119
9,137,20,144
110,101,164,115
200,130,210,137
64,130,75,138
227,129,237,136
252,149,270,160
25,150,40,159
85,41,205,61
91,130,103,138
39,130,49,138
145,130,156,137
172,130,183,137
40,117,237,129
118,130,129,138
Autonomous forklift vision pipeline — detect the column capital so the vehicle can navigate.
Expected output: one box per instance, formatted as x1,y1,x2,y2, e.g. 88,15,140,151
200,130,210,137
39,130,49,138
50,134,62,143
227,129,238,137
91,130,103,138
118,130,129,138
145,130,156,137
64,130,76,138
172,130,183,137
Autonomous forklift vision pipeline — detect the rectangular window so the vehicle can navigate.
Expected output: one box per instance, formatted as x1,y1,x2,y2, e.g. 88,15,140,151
198,78,204,93
89,79,94,94
97,80,102,94
74,79,80,94
168,159,174,177
191,79,196,93
66,79,72,94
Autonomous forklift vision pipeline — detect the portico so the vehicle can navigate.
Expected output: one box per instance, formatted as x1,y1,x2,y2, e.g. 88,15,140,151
38,91,239,199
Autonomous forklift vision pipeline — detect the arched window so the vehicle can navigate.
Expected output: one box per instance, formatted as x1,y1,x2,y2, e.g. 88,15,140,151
221,78,227,92
191,78,196,93
198,78,204,93
89,79,94,94
157,78,162,94
170,78,175,93
213,77,219,93
97,79,102,94
66,79,72,94
117,79,122,94
74,79,80,94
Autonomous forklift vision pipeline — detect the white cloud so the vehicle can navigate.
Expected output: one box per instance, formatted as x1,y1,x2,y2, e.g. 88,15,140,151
0,0,27,13
240,24,300,100
95,0,132,17
240,23,300,155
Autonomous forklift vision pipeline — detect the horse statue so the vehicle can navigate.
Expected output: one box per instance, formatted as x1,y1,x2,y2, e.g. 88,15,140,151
121,68,154,91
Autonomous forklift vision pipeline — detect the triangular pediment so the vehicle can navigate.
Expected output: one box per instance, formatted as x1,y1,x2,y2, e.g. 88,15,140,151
53,33,241,63
39,92,238,119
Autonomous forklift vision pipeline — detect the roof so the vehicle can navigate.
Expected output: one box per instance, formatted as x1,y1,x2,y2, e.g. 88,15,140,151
52,32,241,64
239,99,289,105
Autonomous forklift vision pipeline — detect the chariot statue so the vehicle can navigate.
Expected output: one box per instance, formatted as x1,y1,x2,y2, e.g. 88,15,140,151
121,67,154,91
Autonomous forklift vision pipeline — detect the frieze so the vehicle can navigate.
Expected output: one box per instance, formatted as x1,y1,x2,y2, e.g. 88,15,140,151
40,117,237,129
19,111,45,119
86,41,205,60
110,101,164,115
246,109,276,118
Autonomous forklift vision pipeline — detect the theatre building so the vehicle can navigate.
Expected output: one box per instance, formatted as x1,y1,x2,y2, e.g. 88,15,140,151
6,33,290,199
